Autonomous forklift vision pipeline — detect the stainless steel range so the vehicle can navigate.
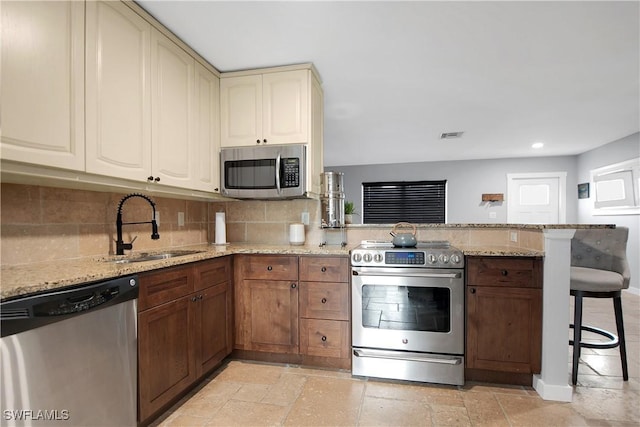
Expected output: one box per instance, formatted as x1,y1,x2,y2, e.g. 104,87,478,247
351,240,465,386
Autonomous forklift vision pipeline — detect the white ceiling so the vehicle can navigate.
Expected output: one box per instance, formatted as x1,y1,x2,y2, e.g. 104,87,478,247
136,0,639,167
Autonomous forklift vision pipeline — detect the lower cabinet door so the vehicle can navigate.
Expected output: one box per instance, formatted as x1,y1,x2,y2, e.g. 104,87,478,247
300,318,350,359
244,279,299,353
466,286,542,373
196,281,232,376
138,296,196,421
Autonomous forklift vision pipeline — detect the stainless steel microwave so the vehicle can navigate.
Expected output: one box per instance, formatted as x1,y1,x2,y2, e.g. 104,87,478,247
220,144,307,199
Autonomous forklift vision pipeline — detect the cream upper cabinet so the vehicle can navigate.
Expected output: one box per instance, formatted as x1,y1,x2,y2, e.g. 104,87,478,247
220,75,262,147
220,69,311,147
194,62,221,192
85,1,152,181
151,30,195,188
1,1,85,170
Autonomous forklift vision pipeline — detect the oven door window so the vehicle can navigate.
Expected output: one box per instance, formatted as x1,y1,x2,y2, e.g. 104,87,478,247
224,159,276,189
362,285,450,332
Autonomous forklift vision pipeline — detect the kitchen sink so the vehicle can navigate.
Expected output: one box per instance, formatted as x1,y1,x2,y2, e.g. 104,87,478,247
106,249,205,264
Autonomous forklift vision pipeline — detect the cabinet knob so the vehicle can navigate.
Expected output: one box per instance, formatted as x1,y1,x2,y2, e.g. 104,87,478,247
154,177,160,182
321,298,327,304
321,266,327,272
191,296,198,302
267,266,273,271
147,176,154,181
256,139,261,144
291,283,297,289
321,336,327,342
470,288,476,294
501,270,508,276
263,139,267,143
198,295,203,300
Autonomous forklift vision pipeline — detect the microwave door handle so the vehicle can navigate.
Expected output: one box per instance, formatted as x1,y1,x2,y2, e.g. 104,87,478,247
275,153,282,194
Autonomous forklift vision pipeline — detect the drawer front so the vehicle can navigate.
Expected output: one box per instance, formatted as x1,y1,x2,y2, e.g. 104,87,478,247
466,257,541,288
300,318,350,359
299,282,349,321
138,265,194,311
299,256,349,282
239,255,298,280
194,256,231,291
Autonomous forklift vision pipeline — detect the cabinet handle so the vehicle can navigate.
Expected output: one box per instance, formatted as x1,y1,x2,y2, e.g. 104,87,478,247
321,267,327,272
321,336,327,342
470,288,476,294
267,266,273,271
501,270,508,276
321,298,327,304
291,283,297,289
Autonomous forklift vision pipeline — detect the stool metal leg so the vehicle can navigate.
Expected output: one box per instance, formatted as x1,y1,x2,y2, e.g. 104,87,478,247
571,292,584,386
613,295,629,381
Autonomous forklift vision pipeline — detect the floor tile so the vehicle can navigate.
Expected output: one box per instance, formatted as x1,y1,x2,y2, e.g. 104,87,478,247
359,396,432,426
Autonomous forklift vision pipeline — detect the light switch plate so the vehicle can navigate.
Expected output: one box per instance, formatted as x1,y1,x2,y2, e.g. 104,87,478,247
178,212,185,227
301,212,310,225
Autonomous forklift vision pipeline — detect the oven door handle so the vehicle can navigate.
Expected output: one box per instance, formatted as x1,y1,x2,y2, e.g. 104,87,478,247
353,349,462,365
355,271,461,279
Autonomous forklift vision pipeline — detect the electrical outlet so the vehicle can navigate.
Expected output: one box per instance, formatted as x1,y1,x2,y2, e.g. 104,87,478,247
510,231,518,242
178,212,185,227
301,212,310,225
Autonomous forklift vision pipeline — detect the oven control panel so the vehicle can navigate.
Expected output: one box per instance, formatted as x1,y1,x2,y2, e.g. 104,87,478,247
351,247,464,268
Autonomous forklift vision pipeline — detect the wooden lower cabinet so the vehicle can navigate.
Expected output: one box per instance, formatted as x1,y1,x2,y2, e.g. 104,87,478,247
138,257,232,423
465,256,542,385
234,254,350,369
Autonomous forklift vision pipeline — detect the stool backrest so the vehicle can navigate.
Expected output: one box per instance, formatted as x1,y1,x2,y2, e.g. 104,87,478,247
571,227,630,288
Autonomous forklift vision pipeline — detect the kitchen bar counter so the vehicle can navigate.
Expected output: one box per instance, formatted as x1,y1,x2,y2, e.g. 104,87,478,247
1,241,547,300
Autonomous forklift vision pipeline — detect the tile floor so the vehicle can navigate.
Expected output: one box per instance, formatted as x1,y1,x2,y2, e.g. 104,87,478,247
153,291,639,426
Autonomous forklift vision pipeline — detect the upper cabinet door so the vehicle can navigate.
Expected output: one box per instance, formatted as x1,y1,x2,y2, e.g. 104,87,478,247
262,70,309,145
151,30,194,188
86,1,152,181
1,1,85,170
220,75,262,147
194,62,220,192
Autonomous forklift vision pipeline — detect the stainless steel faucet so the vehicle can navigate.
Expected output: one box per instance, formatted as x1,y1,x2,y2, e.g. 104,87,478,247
116,193,160,255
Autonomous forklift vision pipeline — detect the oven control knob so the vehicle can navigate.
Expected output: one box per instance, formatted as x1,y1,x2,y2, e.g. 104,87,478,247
451,254,462,264
363,253,373,263
352,253,362,263
373,253,383,263
427,254,438,264
439,254,449,264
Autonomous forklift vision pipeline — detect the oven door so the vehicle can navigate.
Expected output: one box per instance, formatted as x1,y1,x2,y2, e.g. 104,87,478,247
351,266,464,355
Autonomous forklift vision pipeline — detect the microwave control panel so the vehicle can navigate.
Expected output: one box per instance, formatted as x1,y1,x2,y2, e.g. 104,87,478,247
282,158,300,188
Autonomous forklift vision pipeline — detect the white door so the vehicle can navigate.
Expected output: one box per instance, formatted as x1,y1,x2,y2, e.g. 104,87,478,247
507,172,567,224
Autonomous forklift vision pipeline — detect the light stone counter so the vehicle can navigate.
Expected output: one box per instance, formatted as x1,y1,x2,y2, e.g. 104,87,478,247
1,241,546,300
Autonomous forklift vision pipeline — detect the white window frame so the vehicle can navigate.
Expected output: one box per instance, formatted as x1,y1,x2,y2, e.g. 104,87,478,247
590,157,640,216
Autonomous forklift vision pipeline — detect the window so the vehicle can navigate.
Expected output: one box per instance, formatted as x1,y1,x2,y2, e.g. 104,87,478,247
362,180,446,224
591,158,639,215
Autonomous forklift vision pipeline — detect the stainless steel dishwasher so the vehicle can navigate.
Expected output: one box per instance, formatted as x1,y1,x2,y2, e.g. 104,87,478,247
1,275,139,426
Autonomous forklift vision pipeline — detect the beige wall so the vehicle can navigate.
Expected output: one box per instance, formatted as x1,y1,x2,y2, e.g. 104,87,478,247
1,183,542,266
0,183,209,265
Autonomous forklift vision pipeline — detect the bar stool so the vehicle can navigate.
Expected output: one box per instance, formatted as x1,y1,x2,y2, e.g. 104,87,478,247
569,227,630,385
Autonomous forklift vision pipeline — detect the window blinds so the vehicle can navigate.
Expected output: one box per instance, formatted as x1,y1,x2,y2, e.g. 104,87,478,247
362,180,446,224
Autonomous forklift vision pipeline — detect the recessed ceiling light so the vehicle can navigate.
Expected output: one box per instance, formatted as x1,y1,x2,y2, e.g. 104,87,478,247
531,142,544,149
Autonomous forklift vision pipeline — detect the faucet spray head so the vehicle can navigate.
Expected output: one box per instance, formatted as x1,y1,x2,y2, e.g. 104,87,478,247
151,219,160,240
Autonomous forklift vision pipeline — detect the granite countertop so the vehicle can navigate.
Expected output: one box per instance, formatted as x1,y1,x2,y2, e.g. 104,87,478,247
0,242,547,301
346,223,615,229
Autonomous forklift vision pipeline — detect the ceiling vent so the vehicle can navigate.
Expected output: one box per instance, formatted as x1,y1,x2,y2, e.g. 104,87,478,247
440,131,464,139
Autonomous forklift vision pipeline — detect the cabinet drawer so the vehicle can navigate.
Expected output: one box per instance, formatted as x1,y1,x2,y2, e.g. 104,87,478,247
299,282,349,321
194,257,231,291
466,257,542,288
299,256,349,282
238,255,298,280
139,265,194,311
300,319,350,359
